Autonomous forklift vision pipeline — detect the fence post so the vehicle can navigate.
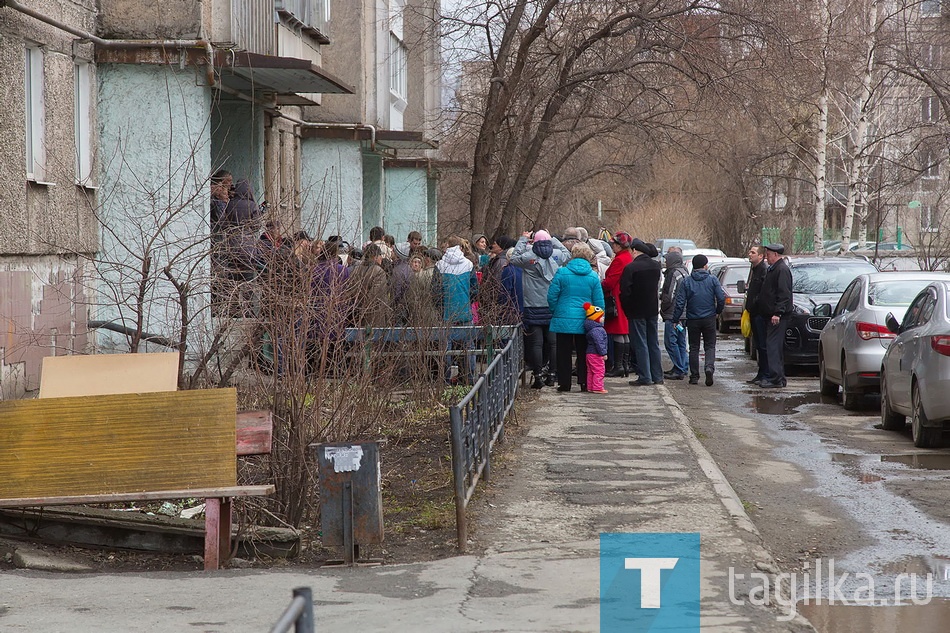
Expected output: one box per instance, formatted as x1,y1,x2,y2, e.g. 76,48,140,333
449,405,468,552
293,587,314,633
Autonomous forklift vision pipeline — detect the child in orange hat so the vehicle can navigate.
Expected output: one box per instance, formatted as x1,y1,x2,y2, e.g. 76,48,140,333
583,302,608,394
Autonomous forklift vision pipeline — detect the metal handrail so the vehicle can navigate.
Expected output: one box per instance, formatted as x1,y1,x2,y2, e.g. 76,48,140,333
448,332,523,552
270,587,314,633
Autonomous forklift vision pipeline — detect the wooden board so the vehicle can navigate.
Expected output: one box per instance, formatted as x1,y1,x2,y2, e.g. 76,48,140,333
236,410,273,456
0,485,274,508
0,389,237,499
38,353,179,399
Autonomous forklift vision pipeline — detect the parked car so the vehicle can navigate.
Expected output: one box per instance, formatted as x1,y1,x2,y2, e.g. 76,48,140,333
682,249,731,272
880,281,950,448
818,272,950,409
714,262,751,333
655,238,698,256
743,257,878,366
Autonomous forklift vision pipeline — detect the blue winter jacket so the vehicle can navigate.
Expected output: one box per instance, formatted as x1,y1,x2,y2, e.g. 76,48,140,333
672,268,726,322
547,258,605,334
437,246,478,324
584,319,609,355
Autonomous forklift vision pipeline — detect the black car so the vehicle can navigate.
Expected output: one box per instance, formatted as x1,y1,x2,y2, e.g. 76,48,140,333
744,257,878,366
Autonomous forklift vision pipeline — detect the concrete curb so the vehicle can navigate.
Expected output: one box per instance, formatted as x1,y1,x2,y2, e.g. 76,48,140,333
658,384,764,539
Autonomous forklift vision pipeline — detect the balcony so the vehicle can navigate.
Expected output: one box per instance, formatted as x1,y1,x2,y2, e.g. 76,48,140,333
212,0,329,56
276,0,331,44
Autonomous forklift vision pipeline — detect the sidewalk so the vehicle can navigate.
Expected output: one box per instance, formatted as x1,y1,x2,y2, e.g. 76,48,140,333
0,385,814,632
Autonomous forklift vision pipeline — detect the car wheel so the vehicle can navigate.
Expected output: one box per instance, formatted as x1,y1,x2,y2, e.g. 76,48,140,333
818,349,838,397
912,381,943,448
841,357,861,411
880,370,906,431
718,315,729,334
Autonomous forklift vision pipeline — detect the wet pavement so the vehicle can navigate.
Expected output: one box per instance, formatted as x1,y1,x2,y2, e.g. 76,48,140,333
669,331,950,631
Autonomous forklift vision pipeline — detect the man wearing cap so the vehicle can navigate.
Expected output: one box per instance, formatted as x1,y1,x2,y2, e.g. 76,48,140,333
758,243,793,388
619,239,664,386
672,254,726,386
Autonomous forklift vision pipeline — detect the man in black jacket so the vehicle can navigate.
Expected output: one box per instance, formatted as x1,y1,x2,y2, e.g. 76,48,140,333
758,243,793,388
620,239,664,386
745,245,769,384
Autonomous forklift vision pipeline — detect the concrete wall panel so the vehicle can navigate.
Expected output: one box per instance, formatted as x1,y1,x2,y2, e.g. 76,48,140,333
384,166,430,243
300,138,363,242
97,0,201,39
96,63,212,352
0,256,90,399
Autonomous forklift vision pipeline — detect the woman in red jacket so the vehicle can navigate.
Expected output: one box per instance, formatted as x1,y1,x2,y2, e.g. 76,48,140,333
602,231,634,377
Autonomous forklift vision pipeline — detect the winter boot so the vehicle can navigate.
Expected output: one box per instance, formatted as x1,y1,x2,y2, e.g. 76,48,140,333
605,343,627,378
531,372,544,389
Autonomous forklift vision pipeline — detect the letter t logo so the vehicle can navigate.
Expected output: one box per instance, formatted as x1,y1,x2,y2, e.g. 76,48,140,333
625,558,679,608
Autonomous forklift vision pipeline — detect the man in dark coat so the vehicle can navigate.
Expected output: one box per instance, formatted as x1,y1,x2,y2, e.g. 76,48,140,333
758,243,793,388
619,239,664,386
745,245,769,384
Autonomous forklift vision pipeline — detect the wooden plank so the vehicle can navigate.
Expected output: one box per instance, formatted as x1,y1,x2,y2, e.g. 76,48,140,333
39,352,179,398
0,485,274,508
236,410,273,456
0,389,238,498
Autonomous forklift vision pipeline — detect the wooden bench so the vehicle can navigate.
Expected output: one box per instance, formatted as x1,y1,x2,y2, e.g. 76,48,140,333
0,378,275,570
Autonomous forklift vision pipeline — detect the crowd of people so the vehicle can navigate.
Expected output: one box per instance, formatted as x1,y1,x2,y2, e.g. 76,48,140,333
209,170,793,389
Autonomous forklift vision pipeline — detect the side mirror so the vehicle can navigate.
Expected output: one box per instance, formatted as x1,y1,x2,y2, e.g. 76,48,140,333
736,280,747,294
885,312,901,335
813,303,832,317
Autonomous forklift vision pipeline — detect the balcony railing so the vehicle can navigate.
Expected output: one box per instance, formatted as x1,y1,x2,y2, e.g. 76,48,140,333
275,0,330,43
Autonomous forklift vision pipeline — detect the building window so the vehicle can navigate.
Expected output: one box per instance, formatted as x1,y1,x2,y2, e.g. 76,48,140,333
74,61,93,187
390,33,408,99
922,204,939,232
922,95,940,123
25,44,46,182
922,0,942,17
923,150,941,179
922,43,942,69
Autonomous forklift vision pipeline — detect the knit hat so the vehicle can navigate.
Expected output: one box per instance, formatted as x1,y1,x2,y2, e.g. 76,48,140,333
532,229,551,242
692,254,708,269
494,235,517,250
394,241,412,261
611,231,633,248
584,302,605,322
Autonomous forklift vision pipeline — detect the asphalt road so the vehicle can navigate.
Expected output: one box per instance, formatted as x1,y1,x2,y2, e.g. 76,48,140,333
669,331,950,631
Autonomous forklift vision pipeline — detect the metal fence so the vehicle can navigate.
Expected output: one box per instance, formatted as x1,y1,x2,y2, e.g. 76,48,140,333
270,587,314,633
448,331,523,552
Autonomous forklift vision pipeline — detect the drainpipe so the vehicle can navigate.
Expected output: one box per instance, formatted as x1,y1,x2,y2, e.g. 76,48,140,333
270,110,377,152
1,0,206,49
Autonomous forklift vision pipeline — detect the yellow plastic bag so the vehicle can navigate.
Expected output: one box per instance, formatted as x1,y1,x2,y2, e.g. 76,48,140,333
740,309,752,338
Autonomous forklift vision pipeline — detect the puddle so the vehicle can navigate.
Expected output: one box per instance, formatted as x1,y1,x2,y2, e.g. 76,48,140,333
880,555,950,579
799,599,950,633
747,392,826,415
829,453,883,483
881,454,950,471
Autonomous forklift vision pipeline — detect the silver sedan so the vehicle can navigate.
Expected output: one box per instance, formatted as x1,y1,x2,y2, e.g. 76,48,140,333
880,280,950,448
819,272,950,410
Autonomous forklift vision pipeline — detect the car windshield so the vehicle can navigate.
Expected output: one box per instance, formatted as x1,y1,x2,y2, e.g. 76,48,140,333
867,279,936,307
722,266,750,285
791,263,877,294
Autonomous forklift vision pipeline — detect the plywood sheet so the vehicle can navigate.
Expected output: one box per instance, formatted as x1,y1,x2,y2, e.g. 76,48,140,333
39,352,179,398
0,389,237,499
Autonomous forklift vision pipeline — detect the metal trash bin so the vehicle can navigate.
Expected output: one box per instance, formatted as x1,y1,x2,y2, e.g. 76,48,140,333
314,441,384,565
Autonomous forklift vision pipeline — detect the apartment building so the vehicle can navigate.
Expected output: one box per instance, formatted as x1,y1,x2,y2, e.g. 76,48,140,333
0,0,441,397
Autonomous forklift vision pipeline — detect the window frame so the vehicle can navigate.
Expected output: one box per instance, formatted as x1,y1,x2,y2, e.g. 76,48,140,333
922,95,940,123
921,204,939,233
25,44,48,184
74,60,95,188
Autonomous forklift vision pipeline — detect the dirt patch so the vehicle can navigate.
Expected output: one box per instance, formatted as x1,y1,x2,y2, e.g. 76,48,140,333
0,390,536,573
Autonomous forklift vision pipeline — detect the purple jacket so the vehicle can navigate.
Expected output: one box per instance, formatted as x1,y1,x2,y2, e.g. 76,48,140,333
583,319,609,356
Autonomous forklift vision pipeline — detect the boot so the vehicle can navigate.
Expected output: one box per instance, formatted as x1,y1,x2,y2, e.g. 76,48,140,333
605,343,627,378
531,372,544,389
